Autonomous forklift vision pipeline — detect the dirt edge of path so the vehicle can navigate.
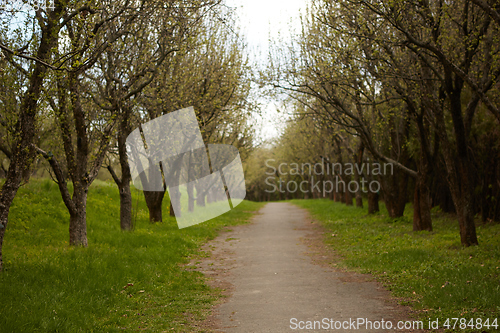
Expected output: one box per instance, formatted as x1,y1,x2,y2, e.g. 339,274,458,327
297,216,428,331
186,204,429,332
185,222,255,332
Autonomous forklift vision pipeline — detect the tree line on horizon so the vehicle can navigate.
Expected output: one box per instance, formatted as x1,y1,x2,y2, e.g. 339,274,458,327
246,0,500,247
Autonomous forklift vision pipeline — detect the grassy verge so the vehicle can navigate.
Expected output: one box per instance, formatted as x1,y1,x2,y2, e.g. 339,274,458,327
0,178,264,332
292,199,500,332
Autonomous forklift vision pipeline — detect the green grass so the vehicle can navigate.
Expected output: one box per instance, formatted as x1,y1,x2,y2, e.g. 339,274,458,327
0,178,264,332
292,199,500,333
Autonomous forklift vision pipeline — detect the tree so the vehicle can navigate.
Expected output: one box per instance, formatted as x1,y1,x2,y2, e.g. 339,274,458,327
35,0,154,245
0,1,65,270
353,0,500,244
267,0,500,245
136,7,254,221
266,0,425,223
91,0,212,229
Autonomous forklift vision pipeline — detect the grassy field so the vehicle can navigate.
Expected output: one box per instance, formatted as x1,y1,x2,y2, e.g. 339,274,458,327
0,178,264,332
292,199,500,332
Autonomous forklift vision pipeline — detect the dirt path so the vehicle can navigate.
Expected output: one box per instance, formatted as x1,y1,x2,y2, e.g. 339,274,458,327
193,202,423,332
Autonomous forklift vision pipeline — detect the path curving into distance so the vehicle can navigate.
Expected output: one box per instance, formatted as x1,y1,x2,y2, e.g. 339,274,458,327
195,202,423,332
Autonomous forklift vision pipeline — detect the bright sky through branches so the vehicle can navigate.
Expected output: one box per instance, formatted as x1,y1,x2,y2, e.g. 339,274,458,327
225,0,307,144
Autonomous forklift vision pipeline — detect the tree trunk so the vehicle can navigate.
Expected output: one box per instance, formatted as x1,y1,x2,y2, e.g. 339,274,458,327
333,190,341,202
437,81,478,246
344,187,353,206
108,108,134,231
449,179,479,246
394,173,409,216
450,165,479,245
368,191,379,214
381,171,408,218
69,185,88,246
380,112,411,217
0,218,5,271
0,178,22,271
354,143,364,207
355,194,363,207
119,182,133,230
407,100,435,231
187,182,195,212
117,106,133,230
196,182,206,206
413,176,433,231
144,191,165,222
459,204,478,246
170,200,175,217
329,180,335,200
453,79,478,245
310,177,317,199
169,186,181,218
354,170,363,207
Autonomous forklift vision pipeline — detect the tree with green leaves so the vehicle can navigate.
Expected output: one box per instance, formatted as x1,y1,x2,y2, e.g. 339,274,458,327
34,0,167,245
0,0,75,270
136,7,255,222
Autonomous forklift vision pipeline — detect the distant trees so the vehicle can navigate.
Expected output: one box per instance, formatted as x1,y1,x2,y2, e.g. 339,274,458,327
265,0,500,246
94,0,219,228
136,7,254,222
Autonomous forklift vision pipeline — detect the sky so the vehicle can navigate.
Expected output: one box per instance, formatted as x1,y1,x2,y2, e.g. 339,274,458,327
224,0,308,144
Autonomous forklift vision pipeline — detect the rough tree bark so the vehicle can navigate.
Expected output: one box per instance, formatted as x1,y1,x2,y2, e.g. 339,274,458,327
439,82,479,246
382,170,408,217
66,73,91,246
69,184,89,246
108,164,133,231
108,105,133,230
413,173,433,231
144,191,165,222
